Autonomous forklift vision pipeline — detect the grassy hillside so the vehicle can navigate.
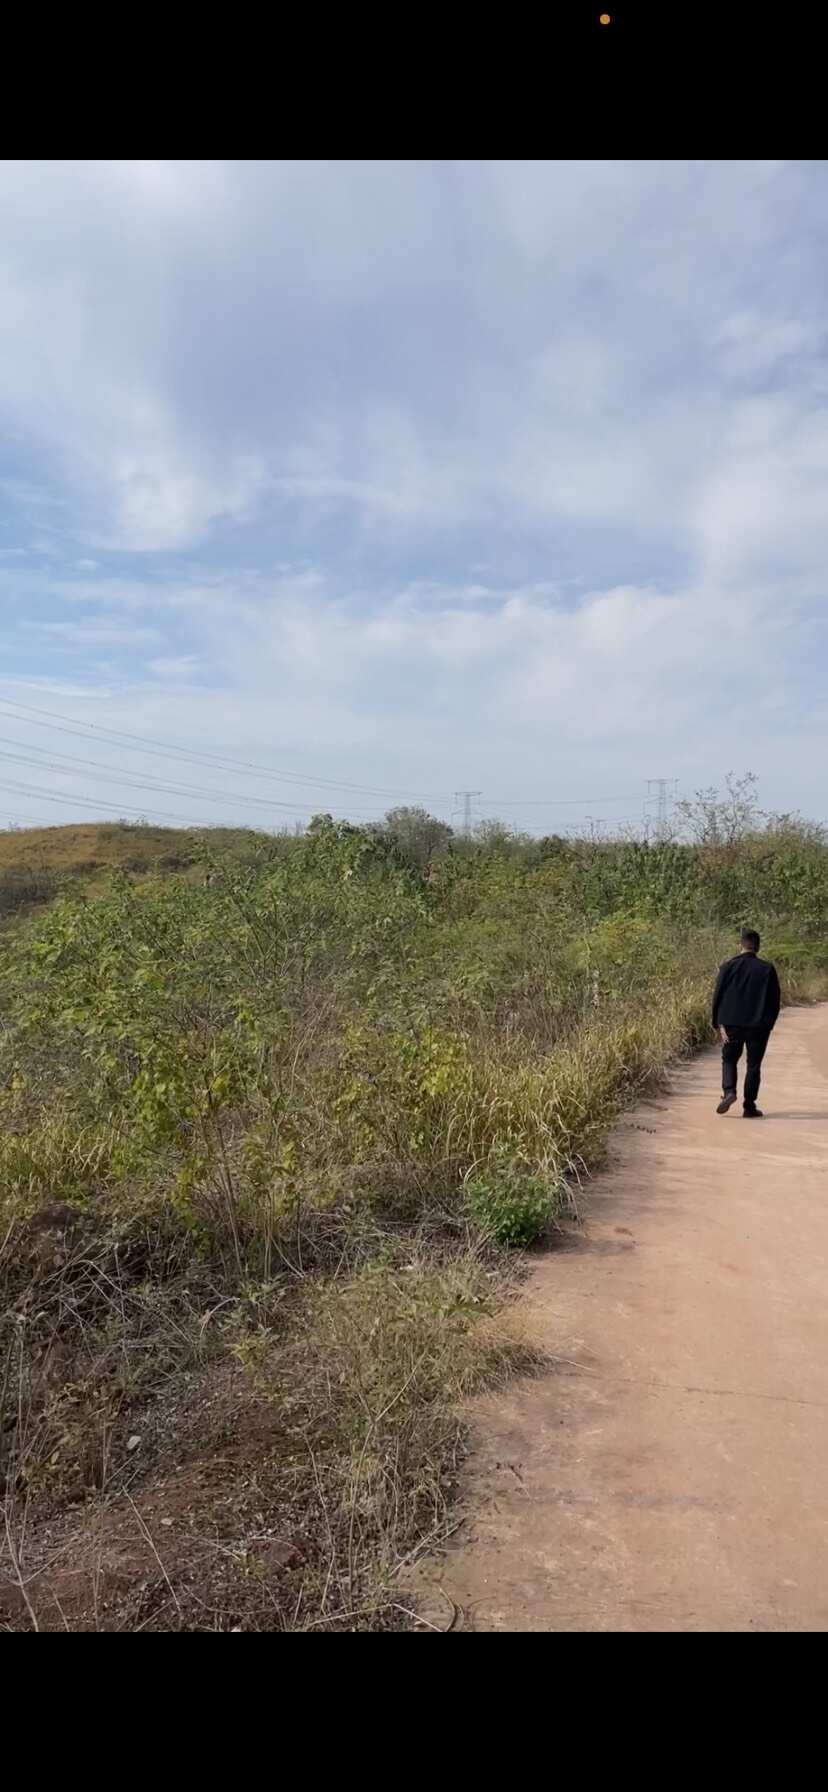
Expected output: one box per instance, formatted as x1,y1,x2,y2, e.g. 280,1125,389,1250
2,809,828,1629
0,821,259,918
0,820,196,874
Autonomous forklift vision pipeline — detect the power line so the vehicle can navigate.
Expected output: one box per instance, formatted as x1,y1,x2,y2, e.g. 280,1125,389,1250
0,778,212,828
0,775,382,833
0,698,662,817
0,777,335,833
475,792,647,807
0,786,654,841
0,695,449,803
0,739,394,822
1,809,63,830
0,695,674,835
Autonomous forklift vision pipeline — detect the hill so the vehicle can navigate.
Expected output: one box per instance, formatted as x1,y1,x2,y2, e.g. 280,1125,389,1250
0,821,260,917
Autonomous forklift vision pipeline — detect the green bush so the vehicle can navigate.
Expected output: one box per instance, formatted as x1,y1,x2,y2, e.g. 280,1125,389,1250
465,1156,561,1246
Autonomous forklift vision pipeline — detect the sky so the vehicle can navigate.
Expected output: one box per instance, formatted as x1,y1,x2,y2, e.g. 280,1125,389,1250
2,158,828,838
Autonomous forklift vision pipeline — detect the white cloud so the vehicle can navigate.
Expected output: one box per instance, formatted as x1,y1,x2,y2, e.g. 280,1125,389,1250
145,655,203,680
0,161,827,827
24,618,162,648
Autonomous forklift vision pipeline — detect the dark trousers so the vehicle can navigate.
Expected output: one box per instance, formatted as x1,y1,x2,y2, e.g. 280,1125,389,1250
721,1026,770,1107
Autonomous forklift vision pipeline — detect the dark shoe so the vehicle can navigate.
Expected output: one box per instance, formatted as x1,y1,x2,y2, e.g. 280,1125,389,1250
717,1092,737,1114
742,1106,763,1118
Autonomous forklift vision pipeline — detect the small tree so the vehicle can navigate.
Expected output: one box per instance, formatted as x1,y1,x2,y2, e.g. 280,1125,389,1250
675,773,762,848
381,806,453,871
473,818,513,851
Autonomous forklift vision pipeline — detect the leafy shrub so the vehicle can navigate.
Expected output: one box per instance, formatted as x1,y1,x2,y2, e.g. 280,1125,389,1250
465,1155,561,1246
379,804,453,871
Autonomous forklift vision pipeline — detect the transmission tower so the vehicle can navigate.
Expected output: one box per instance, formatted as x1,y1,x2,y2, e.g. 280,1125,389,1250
454,789,482,837
647,778,677,842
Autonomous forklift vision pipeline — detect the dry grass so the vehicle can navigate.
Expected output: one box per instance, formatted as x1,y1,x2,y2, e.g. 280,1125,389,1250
0,1198,534,1631
0,820,264,882
0,821,191,874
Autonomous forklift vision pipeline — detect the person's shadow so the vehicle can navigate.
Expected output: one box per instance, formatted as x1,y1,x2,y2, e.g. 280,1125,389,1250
761,1112,828,1121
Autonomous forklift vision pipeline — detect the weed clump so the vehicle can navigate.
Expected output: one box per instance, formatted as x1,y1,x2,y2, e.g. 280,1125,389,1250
465,1154,561,1246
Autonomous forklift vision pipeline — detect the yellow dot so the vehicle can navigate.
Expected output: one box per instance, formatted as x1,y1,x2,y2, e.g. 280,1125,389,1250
600,11,611,21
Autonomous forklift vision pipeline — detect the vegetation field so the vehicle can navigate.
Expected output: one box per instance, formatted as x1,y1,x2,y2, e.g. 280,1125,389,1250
2,782,827,1629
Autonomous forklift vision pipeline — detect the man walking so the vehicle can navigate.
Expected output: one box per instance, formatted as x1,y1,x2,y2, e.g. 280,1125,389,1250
712,928,781,1118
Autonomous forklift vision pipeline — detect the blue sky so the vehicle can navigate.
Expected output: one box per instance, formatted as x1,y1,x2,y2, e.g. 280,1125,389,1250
2,159,828,835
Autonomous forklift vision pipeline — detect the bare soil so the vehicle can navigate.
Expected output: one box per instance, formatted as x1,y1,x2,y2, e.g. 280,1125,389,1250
0,1361,324,1631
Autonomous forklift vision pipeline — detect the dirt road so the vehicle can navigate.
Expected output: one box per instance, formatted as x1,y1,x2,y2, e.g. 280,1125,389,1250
435,1005,828,1632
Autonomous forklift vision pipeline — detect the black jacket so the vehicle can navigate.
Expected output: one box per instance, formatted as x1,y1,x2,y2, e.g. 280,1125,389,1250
712,952,781,1032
